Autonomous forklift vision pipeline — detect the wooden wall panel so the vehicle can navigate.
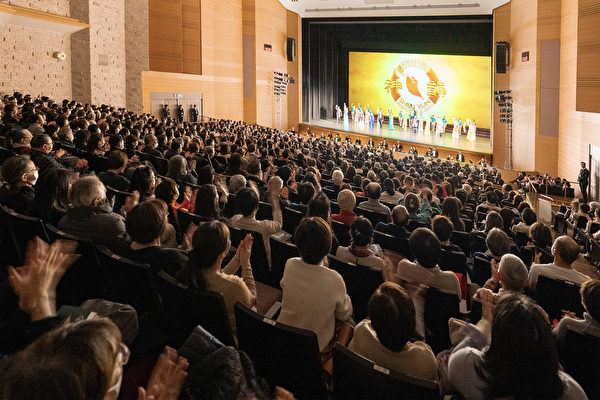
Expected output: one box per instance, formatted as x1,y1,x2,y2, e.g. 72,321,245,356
182,0,202,75
576,0,600,113
286,10,301,129
558,0,600,184
509,0,537,171
492,3,510,168
148,0,183,73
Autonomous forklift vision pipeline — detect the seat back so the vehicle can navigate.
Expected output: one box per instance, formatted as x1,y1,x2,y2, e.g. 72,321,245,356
228,226,270,284
469,232,487,256
332,344,440,400
534,275,584,322
328,255,383,322
331,219,351,247
424,287,460,354
95,244,163,314
105,186,131,214
176,208,211,238
558,329,600,399
154,271,234,347
514,231,529,248
461,218,474,232
150,155,168,176
46,224,106,306
407,220,427,232
439,249,467,275
234,303,328,399
256,201,272,220
269,236,299,288
373,230,413,260
472,254,492,287
0,205,49,264
450,230,470,255
89,155,108,173
282,207,303,235
356,208,390,227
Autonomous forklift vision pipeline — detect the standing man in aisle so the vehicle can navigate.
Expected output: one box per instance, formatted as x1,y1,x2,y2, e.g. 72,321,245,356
578,161,590,203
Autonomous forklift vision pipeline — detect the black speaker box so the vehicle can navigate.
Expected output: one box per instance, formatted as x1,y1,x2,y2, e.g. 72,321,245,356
287,38,295,62
496,41,508,74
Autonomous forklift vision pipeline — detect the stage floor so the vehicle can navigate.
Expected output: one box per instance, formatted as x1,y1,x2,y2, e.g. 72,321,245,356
305,118,492,155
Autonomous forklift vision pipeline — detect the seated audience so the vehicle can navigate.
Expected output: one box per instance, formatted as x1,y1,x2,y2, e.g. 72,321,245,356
379,178,402,204
194,184,221,221
278,217,353,352
375,205,411,239
448,293,586,399
441,196,466,232
98,150,130,192
512,207,537,235
431,215,464,254
0,155,37,213
58,176,129,254
481,253,529,294
331,189,357,226
553,279,600,344
289,182,315,215
176,221,256,332
228,174,247,194
348,282,437,381
129,164,156,203
528,235,590,292
336,217,384,269
27,167,72,225
357,182,391,219
403,192,432,224
125,199,187,276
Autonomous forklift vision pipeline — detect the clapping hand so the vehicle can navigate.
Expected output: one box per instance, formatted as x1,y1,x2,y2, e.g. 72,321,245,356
480,288,499,322
236,234,253,266
137,347,189,400
121,190,140,216
490,259,499,283
8,238,79,321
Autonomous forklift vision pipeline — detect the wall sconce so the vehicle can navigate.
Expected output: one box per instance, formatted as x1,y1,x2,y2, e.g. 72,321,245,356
53,52,67,61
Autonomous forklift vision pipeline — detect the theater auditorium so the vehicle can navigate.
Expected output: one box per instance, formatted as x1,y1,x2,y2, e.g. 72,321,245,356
0,0,599,398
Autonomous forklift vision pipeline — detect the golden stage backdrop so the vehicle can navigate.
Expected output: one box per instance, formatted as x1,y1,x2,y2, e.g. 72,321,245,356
349,52,492,129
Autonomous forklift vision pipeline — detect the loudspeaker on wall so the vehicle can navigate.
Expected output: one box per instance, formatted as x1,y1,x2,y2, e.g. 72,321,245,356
496,41,509,74
287,38,295,62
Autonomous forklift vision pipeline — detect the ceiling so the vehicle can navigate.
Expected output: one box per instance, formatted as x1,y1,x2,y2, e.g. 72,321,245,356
278,0,509,18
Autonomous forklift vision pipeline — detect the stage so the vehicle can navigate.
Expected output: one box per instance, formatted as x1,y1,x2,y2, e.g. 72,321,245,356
299,118,493,163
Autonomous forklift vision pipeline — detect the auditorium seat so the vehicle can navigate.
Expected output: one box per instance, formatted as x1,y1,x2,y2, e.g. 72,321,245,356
234,303,329,400
270,236,299,288
332,344,440,400
95,244,163,315
282,206,303,234
228,226,270,285
0,205,49,265
557,329,600,399
439,248,467,275
373,230,413,260
424,287,460,354
471,254,492,287
356,208,390,227
256,201,272,220
534,275,584,322
407,220,427,232
154,271,235,348
328,254,383,322
176,208,211,238
331,219,351,247
450,230,470,255
46,224,106,307
106,186,130,214
149,155,168,176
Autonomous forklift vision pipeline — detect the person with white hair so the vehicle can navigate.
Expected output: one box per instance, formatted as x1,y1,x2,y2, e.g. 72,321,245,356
462,183,472,196
228,174,247,194
482,253,529,294
325,169,344,196
58,176,130,253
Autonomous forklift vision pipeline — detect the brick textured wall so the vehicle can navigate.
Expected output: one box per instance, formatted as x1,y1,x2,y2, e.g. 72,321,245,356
88,0,126,107
6,0,70,16
125,0,149,112
0,25,72,100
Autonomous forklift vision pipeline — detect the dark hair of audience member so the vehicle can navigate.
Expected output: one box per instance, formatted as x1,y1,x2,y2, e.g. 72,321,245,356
194,184,220,220
368,282,416,352
0,155,32,187
431,215,454,243
485,211,504,233
404,192,420,214
125,199,167,244
476,294,564,398
154,177,179,204
28,168,72,223
73,129,90,149
442,197,465,232
294,217,332,265
235,187,259,217
350,216,374,248
106,150,128,170
176,221,230,290
409,228,441,269
129,165,155,202
297,182,315,205
581,279,600,323
196,165,214,186
0,318,122,400
86,132,103,153
307,191,330,221
528,222,553,248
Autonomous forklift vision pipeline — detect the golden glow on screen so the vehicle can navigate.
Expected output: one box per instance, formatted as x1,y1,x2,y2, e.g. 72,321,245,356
349,52,492,129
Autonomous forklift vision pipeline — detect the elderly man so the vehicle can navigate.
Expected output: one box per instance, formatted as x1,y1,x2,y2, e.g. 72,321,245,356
528,235,590,292
29,134,87,174
482,253,529,294
375,205,411,239
357,182,392,218
58,176,129,254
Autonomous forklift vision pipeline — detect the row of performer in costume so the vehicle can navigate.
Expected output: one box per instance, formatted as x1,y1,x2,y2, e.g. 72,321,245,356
334,103,477,141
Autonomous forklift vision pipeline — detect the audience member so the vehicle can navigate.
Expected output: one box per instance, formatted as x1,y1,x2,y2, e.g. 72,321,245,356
0,155,37,213
98,150,130,192
331,189,357,226
375,205,411,239
357,182,391,219
336,217,384,269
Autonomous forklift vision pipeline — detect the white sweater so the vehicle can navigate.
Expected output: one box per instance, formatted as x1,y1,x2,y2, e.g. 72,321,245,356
278,257,353,351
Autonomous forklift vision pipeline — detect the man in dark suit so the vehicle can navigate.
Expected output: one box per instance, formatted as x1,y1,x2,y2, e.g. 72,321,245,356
375,205,411,239
432,147,439,158
456,151,465,162
578,161,590,203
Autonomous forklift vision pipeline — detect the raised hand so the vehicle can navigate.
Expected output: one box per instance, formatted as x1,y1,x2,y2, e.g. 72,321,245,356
121,190,140,216
137,347,188,400
236,234,253,266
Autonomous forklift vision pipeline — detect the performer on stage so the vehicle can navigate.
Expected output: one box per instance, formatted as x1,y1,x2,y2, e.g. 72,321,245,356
418,115,424,133
412,114,419,132
467,119,477,142
388,109,394,130
402,111,408,129
377,107,383,129
351,103,356,121
442,116,448,133
463,119,470,134
368,108,375,128
335,105,342,123
398,110,404,129
425,115,431,135
343,103,349,123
